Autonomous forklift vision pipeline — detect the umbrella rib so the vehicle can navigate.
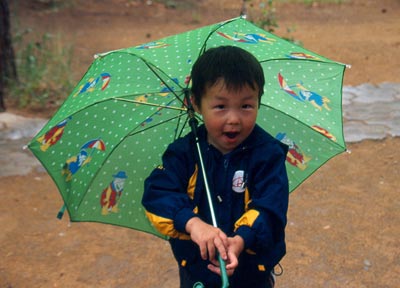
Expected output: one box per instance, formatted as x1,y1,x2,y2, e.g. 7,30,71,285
197,17,238,60
113,97,187,111
262,102,346,147
129,56,195,139
103,50,187,108
137,56,187,107
127,113,187,137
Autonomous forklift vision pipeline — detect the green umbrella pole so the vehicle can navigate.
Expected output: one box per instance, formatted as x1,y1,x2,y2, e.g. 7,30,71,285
186,91,229,288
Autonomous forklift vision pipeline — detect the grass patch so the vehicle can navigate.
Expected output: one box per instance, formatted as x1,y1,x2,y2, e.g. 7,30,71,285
246,0,302,45
7,30,75,110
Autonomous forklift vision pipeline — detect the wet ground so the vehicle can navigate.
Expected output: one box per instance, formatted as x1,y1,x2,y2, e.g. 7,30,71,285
0,82,399,177
343,83,400,142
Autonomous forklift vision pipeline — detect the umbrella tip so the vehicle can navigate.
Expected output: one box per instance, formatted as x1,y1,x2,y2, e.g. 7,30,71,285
57,204,67,220
240,1,247,18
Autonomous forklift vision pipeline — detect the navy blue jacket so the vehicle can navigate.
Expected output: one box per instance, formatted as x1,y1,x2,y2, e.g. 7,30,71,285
142,124,289,286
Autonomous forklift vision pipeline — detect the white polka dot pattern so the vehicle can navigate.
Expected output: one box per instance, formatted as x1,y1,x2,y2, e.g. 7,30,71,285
28,17,346,235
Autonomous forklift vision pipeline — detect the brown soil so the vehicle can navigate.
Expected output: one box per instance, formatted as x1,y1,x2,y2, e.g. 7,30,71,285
1,1,399,287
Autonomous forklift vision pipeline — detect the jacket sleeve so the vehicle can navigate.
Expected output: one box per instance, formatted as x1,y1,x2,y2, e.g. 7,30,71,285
234,141,289,252
142,139,197,239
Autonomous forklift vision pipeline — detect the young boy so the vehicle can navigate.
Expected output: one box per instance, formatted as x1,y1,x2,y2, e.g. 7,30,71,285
142,46,289,288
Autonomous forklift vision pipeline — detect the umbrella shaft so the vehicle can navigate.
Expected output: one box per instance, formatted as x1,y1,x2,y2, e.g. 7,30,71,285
194,140,218,227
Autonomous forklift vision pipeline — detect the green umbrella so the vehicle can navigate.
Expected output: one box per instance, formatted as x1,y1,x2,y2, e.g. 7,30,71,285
28,16,347,287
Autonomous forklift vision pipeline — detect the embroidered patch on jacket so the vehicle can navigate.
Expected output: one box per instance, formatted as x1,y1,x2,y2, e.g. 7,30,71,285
232,170,245,193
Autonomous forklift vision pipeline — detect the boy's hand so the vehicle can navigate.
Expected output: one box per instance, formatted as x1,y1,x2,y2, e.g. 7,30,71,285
185,217,228,262
207,235,244,276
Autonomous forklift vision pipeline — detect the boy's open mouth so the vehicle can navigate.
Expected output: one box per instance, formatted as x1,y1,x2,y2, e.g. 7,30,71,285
224,132,239,139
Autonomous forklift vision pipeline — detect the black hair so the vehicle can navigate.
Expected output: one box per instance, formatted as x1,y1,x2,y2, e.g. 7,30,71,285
190,45,265,108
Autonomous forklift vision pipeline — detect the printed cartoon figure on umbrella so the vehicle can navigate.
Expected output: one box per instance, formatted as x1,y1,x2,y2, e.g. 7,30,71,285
101,171,127,215
61,149,90,182
36,117,70,152
61,138,106,181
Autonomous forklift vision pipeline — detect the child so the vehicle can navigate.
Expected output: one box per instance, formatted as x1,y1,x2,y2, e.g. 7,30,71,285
142,46,289,288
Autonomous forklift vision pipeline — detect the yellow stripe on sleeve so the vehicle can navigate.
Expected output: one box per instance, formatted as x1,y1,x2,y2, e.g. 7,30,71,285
145,211,191,240
234,209,260,231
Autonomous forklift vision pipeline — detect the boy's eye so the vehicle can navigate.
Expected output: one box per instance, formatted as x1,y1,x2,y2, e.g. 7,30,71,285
242,104,253,109
214,104,225,110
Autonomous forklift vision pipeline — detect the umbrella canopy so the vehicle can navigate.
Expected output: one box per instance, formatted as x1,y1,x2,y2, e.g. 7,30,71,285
28,16,347,238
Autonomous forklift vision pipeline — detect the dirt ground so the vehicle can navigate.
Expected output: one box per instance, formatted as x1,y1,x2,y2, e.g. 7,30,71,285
1,0,399,287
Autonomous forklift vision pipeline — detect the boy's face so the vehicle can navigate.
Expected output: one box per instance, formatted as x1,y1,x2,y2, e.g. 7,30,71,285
193,78,259,154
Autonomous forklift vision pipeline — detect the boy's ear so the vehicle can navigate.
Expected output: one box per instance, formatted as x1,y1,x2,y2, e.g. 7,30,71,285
190,96,201,113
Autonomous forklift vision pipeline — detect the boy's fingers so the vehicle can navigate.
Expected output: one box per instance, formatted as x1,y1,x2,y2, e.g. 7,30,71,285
225,251,238,270
199,243,208,260
207,263,235,277
213,237,227,260
207,263,220,275
218,230,229,246
207,240,216,260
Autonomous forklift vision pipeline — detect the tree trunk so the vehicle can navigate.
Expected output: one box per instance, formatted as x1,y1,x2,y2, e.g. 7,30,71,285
0,0,18,111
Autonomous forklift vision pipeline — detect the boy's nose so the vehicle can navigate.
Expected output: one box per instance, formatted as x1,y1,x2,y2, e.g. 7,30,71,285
226,111,240,125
